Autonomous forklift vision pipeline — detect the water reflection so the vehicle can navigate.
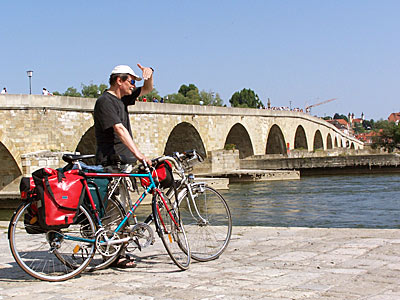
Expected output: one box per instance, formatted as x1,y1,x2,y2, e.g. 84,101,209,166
219,174,400,228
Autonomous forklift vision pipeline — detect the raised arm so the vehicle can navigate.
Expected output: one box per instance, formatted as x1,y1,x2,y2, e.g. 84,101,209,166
137,63,154,96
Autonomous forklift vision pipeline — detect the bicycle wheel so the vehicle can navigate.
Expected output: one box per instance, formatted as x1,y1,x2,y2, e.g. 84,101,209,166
8,203,96,281
86,197,126,271
178,185,232,262
152,191,190,270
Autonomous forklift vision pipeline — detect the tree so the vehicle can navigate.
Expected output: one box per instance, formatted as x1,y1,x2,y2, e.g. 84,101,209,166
229,88,264,108
178,84,198,97
199,90,223,106
353,122,365,134
166,84,223,106
333,113,348,122
81,83,108,98
63,87,82,97
167,91,200,105
372,121,400,152
138,88,161,102
362,119,373,130
374,119,389,129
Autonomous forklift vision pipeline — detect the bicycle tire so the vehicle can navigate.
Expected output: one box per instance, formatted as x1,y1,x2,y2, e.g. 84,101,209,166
86,197,126,271
178,185,232,262
8,203,96,282
152,191,190,270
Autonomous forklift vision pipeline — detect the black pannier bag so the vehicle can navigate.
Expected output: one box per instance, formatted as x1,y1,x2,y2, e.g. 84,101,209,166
32,168,86,230
20,177,46,234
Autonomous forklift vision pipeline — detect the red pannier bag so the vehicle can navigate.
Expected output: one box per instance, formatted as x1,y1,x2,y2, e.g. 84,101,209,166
32,168,85,230
140,161,174,189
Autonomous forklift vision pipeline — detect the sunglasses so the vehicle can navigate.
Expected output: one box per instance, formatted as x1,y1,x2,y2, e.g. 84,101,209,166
128,79,135,85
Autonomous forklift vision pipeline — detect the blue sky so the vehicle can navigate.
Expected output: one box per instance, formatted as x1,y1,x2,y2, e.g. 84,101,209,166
1,0,399,120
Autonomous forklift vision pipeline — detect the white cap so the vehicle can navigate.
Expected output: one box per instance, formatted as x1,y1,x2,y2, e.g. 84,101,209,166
110,65,142,81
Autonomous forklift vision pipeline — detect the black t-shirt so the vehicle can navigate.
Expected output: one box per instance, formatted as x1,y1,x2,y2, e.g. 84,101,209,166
94,87,141,165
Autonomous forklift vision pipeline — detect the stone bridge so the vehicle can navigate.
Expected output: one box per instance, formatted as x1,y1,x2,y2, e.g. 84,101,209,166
0,94,363,191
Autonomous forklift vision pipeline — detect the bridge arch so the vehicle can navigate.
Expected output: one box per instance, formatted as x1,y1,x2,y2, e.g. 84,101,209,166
334,137,338,148
164,122,206,157
224,123,254,158
75,126,97,164
326,133,333,149
266,124,287,154
0,131,22,190
294,125,308,150
350,142,355,149
313,130,324,151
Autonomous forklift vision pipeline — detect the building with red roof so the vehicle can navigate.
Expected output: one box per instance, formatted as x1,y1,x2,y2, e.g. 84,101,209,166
388,112,400,124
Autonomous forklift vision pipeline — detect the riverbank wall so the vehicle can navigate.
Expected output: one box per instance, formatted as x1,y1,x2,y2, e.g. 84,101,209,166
241,153,400,175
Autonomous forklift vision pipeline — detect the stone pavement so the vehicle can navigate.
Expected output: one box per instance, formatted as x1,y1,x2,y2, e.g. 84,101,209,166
0,222,400,300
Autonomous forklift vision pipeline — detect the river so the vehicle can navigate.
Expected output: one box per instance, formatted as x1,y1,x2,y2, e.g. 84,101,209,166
219,173,400,228
2,174,399,228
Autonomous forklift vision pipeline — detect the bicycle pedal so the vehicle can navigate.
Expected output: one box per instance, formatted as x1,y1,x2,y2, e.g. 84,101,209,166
133,238,142,251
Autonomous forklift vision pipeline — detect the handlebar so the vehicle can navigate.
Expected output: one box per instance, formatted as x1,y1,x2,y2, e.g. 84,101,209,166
62,150,204,174
173,150,204,163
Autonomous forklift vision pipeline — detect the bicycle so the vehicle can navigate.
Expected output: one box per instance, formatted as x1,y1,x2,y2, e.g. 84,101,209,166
91,150,232,264
105,150,232,263
8,155,190,281
166,150,232,262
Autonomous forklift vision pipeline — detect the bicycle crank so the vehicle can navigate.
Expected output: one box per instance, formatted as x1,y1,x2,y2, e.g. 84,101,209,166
127,223,155,251
95,229,127,257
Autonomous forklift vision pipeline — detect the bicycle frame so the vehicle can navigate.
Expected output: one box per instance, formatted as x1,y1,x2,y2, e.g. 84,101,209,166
64,168,181,245
58,169,156,244
179,182,208,224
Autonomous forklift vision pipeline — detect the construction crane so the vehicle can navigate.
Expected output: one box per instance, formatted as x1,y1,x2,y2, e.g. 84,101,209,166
305,98,337,114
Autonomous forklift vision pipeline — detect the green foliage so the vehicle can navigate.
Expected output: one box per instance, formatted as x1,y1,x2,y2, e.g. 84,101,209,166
200,90,223,106
52,91,62,96
224,144,236,150
333,113,348,122
353,122,365,134
48,81,225,106
178,84,198,97
63,87,82,97
362,119,373,130
81,83,108,98
138,88,162,102
166,84,223,106
229,88,264,108
374,119,389,129
372,121,400,152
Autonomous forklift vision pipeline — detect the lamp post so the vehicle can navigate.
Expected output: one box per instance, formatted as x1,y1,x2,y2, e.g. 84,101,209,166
26,70,33,94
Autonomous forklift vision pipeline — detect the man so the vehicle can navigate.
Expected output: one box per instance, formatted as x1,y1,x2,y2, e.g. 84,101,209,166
94,64,153,167
93,64,154,268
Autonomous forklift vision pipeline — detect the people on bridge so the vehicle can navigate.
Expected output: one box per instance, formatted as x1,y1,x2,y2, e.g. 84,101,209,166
93,64,154,268
42,88,53,96
1,87,7,94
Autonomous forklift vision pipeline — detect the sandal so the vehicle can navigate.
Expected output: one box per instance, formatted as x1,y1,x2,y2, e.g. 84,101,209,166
111,254,137,269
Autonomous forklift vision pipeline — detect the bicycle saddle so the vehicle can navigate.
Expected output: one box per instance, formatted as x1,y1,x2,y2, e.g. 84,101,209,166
62,154,95,164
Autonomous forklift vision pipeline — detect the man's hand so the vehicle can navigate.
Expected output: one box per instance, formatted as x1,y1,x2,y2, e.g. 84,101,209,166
137,63,153,81
141,156,152,167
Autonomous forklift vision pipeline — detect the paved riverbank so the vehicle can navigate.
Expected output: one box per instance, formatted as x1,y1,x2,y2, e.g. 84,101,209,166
0,224,399,299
